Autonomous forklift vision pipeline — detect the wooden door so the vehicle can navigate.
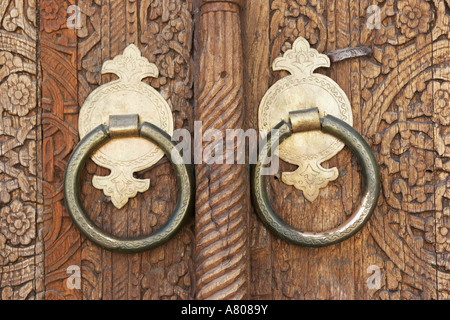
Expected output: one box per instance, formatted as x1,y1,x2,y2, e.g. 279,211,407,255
1,0,196,300
0,0,448,300
243,0,450,300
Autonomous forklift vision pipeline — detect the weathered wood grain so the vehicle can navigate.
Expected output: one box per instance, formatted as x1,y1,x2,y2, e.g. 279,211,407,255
244,0,449,300
39,0,82,300
243,0,272,300
77,0,195,300
194,0,250,300
37,0,195,300
2,0,448,301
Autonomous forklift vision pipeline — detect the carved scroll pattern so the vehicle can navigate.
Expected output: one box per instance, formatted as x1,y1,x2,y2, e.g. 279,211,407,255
0,0,40,300
263,0,449,299
361,0,450,299
40,0,195,299
40,0,82,300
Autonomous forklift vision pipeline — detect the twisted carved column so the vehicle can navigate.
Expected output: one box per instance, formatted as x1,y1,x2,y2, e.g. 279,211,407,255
194,0,249,299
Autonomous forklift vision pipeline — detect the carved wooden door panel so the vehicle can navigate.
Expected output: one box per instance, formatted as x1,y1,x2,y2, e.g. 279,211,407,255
0,0,449,301
39,0,196,300
244,0,450,300
1,0,195,300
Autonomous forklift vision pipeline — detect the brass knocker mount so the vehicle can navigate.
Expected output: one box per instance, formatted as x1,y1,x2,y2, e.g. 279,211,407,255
253,37,381,246
252,108,380,247
63,45,194,253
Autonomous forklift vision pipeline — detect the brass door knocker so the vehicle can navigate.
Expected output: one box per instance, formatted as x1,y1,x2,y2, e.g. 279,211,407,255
253,37,380,246
251,108,380,247
64,115,194,253
63,45,194,253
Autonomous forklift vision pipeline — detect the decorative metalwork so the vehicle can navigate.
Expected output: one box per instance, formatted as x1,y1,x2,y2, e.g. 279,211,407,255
63,120,194,253
258,37,353,202
251,108,380,247
78,44,174,208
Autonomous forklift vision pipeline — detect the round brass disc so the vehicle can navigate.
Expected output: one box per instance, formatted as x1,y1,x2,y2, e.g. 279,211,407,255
258,75,353,163
79,82,173,171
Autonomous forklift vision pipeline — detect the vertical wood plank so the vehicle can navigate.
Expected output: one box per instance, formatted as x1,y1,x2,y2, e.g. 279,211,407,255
75,0,195,300
243,0,274,300
432,5,450,298
0,0,40,300
39,0,82,300
246,0,449,300
194,0,250,300
349,0,364,300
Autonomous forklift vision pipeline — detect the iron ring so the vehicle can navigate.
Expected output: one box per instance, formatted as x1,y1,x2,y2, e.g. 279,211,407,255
251,113,380,247
63,122,194,253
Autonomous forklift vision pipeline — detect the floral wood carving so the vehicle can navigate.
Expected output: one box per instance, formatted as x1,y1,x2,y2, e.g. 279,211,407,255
0,0,40,300
263,0,449,300
40,0,195,300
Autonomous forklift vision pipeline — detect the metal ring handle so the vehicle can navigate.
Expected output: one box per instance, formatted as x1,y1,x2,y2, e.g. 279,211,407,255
251,113,380,247
63,122,194,253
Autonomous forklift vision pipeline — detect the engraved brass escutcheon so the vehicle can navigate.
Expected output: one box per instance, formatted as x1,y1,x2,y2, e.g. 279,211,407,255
251,108,380,247
64,116,194,253
78,44,174,208
258,37,353,202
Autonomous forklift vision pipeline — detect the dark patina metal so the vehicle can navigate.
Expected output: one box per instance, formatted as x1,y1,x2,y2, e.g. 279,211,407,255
63,120,194,253
251,108,381,247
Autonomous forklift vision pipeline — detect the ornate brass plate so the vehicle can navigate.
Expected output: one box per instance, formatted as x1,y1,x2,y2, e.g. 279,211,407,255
251,109,380,247
64,119,194,253
78,45,173,208
258,37,353,202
